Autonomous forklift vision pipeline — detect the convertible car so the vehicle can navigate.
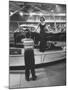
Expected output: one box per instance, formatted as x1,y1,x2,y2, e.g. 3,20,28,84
12,24,66,49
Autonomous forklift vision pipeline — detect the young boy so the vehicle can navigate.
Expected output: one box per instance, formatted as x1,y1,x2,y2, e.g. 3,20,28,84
22,32,37,81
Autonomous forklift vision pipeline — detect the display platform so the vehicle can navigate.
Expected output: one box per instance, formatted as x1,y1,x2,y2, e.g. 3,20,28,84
9,48,66,67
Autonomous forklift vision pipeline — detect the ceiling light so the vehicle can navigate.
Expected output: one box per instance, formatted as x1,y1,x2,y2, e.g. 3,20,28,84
51,10,54,13
30,12,33,17
10,12,13,16
19,11,23,16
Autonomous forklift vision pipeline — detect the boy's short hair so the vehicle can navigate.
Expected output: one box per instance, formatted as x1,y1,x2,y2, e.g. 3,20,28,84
26,32,30,38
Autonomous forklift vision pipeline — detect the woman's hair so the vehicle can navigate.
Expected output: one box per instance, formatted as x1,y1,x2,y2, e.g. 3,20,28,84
40,16,45,21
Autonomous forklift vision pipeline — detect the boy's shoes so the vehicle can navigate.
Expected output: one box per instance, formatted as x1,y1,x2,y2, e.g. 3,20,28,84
32,76,37,81
25,76,37,81
25,78,30,81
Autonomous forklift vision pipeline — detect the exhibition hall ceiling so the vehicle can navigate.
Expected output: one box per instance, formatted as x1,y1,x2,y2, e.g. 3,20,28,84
9,1,66,14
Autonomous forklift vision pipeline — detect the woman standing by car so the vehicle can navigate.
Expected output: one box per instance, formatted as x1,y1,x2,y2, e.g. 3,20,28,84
36,16,47,52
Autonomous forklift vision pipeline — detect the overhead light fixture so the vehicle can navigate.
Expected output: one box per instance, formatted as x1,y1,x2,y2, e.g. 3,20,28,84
19,11,23,16
51,10,54,13
30,12,33,17
10,12,13,16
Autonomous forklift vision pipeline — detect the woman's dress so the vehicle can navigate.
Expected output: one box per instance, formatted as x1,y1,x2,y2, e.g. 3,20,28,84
39,23,47,52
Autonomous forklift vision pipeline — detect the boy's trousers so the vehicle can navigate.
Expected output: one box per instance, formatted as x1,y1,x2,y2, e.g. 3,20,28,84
24,49,35,79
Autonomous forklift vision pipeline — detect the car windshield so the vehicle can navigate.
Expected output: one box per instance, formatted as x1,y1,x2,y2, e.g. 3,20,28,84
20,26,35,31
